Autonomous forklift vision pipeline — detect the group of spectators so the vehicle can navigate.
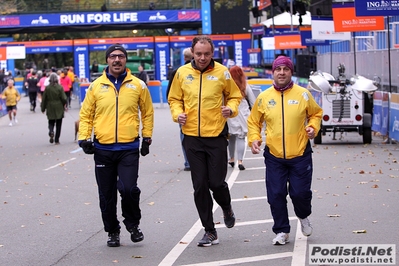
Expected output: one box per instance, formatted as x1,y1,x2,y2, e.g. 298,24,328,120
23,66,77,111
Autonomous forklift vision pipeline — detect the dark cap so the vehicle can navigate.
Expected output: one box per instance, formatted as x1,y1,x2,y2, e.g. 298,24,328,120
105,44,127,60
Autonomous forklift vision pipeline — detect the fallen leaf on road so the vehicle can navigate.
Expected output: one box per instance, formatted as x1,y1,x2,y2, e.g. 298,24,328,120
371,184,379,188
372,221,378,224
148,202,155,206
132,256,143,258
359,170,365,174
353,230,367,234
179,241,188,244
327,214,341,217
359,181,368,184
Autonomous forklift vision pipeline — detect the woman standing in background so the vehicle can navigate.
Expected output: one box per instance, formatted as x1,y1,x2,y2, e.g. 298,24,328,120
41,73,67,144
227,66,257,170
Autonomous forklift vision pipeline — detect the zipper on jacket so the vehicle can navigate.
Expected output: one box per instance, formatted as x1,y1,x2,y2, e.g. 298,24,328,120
115,90,119,143
281,92,286,159
198,73,202,137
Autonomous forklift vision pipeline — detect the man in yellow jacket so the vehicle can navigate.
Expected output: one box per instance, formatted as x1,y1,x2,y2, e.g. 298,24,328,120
168,35,242,247
1,79,21,126
78,44,154,247
247,56,322,245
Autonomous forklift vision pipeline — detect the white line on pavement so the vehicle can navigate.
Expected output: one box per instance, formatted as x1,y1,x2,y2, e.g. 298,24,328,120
180,252,293,266
158,167,241,266
43,158,76,171
291,218,308,266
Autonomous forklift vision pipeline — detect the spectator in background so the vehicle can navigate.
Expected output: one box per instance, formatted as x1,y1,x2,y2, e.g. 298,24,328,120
227,66,256,171
38,71,49,102
166,47,193,171
137,65,148,85
60,69,72,109
41,73,67,145
1,79,21,126
92,60,99,73
0,69,5,92
25,70,39,112
67,66,76,100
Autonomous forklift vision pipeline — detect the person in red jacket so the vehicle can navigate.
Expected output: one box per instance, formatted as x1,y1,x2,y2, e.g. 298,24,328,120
59,69,72,109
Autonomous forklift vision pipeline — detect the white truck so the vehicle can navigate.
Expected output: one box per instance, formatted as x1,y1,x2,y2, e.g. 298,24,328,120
308,64,378,144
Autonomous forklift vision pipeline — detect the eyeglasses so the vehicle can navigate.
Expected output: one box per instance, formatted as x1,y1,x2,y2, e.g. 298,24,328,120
108,54,126,60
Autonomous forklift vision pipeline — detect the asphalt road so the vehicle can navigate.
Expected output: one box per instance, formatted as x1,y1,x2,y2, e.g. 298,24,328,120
1,95,398,266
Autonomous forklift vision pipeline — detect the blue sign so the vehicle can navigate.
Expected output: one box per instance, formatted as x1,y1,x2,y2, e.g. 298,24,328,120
26,46,73,53
154,42,170,81
0,10,201,28
300,30,329,46
201,0,212,34
233,38,251,67
74,44,90,81
355,0,399,16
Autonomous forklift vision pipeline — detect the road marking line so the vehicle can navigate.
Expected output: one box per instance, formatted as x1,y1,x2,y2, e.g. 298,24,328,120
242,166,266,170
235,179,264,184
70,147,82,153
159,165,241,266
244,157,264,160
232,196,267,202
43,158,76,171
291,218,308,266
180,252,293,266
215,216,297,228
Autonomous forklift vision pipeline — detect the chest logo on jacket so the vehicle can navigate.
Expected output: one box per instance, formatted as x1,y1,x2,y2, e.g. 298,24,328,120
184,74,194,85
206,75,218,81
268,99,277,108
100,85,109,93
125,83,136,90
288,100,299,105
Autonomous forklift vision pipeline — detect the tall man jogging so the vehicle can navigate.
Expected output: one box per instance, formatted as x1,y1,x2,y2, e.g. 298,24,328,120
247,56,322,245
78,43,154,247
168,35,242,247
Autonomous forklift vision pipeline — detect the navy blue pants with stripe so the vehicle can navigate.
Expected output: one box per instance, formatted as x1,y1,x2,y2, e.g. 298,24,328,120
264,147,313,234
94,149,141,233
183,135,232,232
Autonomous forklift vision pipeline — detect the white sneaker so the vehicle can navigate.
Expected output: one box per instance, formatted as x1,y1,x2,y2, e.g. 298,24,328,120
272,232,289,245
299,217,313,236
14,118,18,124
9,122,13,127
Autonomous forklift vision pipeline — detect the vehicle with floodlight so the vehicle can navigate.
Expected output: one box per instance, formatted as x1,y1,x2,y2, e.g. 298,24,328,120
308,64,379,144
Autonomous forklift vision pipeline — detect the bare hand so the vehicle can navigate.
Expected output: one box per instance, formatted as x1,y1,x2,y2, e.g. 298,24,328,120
251,140,262,154
178,113,187,125
221,106,232,118
306,127,315,139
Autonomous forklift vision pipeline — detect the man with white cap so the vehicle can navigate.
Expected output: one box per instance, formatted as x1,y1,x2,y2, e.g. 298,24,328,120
78,43,154,247
247,55,322,245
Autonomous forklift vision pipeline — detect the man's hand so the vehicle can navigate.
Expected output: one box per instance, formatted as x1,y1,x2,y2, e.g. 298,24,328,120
79,140,95,154
221,106,232,118
140,138,152,156
177,113,187,125
305,127,315,139
251,140,262,154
